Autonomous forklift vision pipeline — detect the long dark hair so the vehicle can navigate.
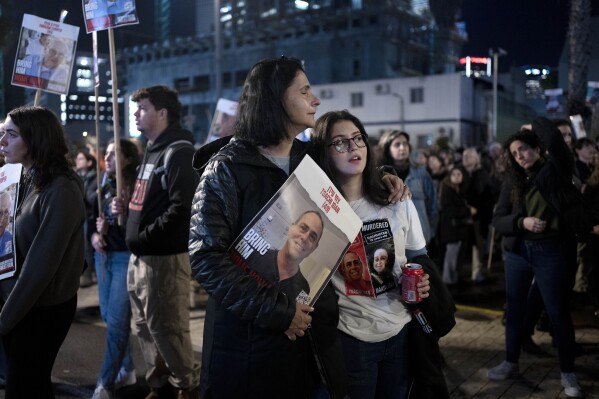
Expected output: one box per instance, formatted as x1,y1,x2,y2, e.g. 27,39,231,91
503,129,546,204
107,138,141,192
311,110,388,206
8,106,73,190
76,150,97,170
234,56,305,147
378,129,414,168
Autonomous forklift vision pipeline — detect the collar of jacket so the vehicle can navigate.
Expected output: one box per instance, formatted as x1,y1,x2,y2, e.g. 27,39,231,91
218,137,310,170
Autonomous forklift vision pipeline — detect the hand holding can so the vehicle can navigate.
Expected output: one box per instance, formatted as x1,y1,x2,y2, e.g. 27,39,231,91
401,263,424,303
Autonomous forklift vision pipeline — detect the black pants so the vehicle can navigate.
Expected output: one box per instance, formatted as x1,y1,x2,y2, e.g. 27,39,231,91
2,295,77,399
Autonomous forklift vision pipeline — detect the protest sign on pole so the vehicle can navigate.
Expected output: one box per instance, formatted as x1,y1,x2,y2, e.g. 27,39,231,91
0,164,23,281
107,28,123,225
92,30,103,214
12,14,79,99
82,0,139,33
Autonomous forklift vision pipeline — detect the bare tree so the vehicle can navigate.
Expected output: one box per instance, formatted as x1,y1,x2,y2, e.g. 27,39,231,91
567,0,592,118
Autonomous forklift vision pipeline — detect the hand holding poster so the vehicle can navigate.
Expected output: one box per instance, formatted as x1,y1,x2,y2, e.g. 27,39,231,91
83,0,139,33
12,14,79,95
229,155,362,306
0,164,23,281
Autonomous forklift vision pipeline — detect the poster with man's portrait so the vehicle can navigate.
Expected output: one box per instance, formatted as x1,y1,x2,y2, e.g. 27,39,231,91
0,164,22,281
586,82,599,106
205,98,238,145
83,0,139,33
12,14,79,95
229,156,362,306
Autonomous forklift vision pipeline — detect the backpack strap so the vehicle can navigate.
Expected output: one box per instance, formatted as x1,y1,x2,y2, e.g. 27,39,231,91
154,140,195,190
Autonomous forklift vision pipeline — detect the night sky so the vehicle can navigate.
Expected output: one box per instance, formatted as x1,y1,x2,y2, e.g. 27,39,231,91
460,0,589,69
4,0,596,110
7,0,591,67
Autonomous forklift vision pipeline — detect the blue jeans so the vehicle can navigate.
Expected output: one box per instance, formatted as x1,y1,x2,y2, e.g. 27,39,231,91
95,251,134,387
504,238,575,372
339,327,409,399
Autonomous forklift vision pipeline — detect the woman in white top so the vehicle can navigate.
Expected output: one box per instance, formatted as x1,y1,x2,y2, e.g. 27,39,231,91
312,110,431,399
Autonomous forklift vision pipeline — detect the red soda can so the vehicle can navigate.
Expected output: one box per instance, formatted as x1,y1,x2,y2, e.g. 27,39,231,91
401,263,424,303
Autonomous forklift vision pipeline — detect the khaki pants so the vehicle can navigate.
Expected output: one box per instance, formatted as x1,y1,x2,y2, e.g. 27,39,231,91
128,253,200,390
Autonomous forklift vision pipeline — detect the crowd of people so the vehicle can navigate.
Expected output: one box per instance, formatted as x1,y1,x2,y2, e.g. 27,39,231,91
0,55,596,399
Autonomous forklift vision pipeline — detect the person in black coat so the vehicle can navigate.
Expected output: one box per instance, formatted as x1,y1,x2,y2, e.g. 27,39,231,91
438,168,475,285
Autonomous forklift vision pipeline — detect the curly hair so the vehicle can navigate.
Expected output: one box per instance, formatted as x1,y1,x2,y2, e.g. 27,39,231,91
503,129,546,205
131,85,181,126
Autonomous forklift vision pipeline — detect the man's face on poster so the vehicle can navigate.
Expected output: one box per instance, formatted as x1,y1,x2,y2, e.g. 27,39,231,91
285,212,323,263
43,40,66,69
342,252,363,281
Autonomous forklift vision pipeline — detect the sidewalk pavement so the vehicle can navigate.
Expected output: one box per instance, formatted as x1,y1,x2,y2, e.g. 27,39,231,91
78,279,599,398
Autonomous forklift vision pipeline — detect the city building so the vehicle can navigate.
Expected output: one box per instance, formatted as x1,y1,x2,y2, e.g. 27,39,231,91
24,52,124,146
123,0,467,144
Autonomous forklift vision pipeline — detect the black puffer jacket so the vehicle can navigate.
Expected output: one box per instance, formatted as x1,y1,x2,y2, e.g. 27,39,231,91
189,137,345,399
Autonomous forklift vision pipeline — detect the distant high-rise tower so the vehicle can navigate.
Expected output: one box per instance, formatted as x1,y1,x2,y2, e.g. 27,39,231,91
155,0,171,42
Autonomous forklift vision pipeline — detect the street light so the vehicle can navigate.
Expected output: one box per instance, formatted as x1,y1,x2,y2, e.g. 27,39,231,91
59,9,68,23
391,92,405,131
489,47,507,141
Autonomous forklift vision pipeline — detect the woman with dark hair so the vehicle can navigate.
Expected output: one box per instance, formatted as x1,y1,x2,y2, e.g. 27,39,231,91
426,153,446,190
189,57,408,399
0,106,85,398
437,167,475,285
189,57,330,399
488,118,599,398
378,130,438,245
311,110,444,399
90,139,141,398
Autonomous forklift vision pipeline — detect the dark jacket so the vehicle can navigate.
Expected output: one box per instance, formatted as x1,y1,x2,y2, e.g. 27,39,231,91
125,125,197,255
0,174,85,334
91,175,129,252
407,254,456,399
189,138,346,399
460,166,494,236
438,185,472,244
81,169,98,221
493,118,599,251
